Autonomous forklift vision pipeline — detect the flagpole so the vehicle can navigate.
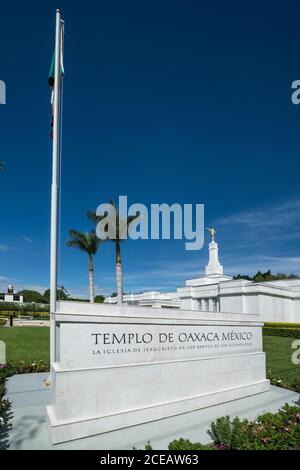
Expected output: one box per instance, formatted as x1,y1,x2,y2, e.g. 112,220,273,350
50,9,62,364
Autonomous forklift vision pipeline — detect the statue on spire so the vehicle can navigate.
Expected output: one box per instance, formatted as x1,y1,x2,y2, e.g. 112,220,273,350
206,227,216,242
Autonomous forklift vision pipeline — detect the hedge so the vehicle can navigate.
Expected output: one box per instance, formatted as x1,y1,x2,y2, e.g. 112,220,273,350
263,327,300,339
0,311,49,320
264,322,300,329
0,302,49,313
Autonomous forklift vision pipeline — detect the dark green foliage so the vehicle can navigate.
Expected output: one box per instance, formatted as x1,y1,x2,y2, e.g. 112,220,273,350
168,438,212,450
94,295,105,303
264,322,300,329
16,290,45,303
43,285,70,302
66,230,101,257
210,405,300,450
87,199,139,243
0,302,50,313
210,416,252,449
233,270,300,282
263,328,300,339
136,403,300,450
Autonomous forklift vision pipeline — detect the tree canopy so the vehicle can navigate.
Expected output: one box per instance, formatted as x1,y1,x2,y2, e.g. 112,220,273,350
233,270,300,283
17,290,45,303
43,286,70,303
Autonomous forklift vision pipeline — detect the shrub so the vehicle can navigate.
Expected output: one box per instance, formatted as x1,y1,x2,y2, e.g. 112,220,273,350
0,311,49,320
264,322,300,329
0,302,50,313
0,318,6,326
211,404,300,450
263,327,300,339
168,438,212,450
210,415,250,450
137,402,300,450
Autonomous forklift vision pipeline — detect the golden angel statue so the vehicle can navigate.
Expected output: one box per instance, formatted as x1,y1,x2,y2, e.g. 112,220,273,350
205,227,216,242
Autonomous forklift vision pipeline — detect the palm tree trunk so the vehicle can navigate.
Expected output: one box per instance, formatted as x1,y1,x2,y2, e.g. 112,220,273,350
89,256,94,303
116,240,123,305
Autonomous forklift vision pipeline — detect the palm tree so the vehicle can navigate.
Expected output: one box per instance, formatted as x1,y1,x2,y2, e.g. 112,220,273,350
87,199,139,306
66,230,101,303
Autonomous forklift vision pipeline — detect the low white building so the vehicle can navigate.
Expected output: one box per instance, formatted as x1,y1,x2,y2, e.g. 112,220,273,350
105,290,180,309
104,240,300,323
0,285,24,303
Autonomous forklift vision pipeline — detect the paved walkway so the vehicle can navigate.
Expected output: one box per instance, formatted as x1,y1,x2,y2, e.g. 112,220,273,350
3,373,299,450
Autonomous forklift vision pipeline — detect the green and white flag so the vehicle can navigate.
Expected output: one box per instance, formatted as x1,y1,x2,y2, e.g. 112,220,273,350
48,20,64,137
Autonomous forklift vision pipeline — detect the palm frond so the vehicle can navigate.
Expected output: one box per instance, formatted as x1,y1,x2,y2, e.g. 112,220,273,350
87,199,140,242
66,229,102,256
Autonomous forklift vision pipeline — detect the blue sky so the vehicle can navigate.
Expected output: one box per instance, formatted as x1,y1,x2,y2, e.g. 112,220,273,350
0,0,300,298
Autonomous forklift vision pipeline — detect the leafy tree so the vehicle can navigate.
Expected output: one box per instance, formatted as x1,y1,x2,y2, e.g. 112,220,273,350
94,294,105,303
66,230,102,303
43,285,70,303
68,297,89,302
233,270,300,283
17,289,45,303
87,199,139,305
233,274,251,281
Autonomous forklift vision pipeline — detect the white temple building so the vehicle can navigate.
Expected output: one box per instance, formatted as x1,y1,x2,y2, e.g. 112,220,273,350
105,238,300,323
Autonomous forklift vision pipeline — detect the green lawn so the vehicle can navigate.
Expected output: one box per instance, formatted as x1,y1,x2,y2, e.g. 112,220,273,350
263,335,300,384
0,328,298,389
0,327,49,362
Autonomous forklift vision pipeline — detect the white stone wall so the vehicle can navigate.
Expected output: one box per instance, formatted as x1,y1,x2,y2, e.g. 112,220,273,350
48,302,269,443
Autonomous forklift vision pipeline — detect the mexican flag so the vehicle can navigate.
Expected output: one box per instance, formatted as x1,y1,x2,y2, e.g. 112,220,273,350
48,21,64,138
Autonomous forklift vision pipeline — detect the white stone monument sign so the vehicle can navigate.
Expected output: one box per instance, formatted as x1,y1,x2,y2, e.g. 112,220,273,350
47,301,269,443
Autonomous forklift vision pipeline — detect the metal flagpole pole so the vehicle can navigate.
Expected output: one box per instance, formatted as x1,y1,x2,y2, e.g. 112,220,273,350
50,9,62,364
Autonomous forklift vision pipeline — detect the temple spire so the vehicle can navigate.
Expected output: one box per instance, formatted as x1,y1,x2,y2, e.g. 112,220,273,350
205,233,223,276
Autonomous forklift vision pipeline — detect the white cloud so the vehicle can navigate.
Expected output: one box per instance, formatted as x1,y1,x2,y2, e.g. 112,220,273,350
217,198,300,235
222,254,300,276
22,235,33,243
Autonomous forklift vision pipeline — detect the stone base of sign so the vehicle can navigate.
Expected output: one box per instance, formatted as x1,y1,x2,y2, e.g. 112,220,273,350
7,373,298,450
47,377,269,444
47,302,270,444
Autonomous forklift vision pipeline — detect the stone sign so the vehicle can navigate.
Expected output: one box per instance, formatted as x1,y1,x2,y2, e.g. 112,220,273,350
47,302,269,444
59,323,261,369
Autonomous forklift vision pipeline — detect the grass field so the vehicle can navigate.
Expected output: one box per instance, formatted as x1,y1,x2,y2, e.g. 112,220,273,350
0,328,299,388
0,327,49,362
263,335,299,384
